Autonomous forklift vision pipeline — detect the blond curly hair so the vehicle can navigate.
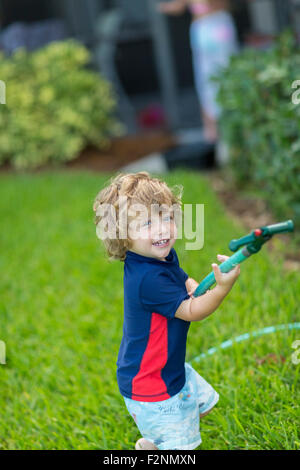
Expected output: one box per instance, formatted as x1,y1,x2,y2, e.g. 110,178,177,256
93,171,183,262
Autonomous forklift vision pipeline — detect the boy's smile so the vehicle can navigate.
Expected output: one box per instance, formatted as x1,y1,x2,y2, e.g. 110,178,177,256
128,210,177,261
152,238,170,248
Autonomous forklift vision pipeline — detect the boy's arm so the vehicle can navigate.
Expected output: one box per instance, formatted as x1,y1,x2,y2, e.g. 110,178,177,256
176,254,241,322
175,284,230,322
157,0,188,15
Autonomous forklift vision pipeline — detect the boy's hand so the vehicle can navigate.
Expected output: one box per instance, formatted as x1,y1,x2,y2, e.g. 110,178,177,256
212,254,240,294
156,1,186,15
186,278,199,298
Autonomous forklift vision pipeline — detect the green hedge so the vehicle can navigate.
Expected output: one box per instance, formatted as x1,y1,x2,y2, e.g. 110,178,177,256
0,40,123,170
215,31,300,226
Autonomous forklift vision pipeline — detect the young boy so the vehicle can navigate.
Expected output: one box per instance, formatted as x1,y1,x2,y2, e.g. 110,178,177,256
93,171,240,450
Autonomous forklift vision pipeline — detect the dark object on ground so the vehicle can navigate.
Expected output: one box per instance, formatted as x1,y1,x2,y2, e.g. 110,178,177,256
163,142,216,170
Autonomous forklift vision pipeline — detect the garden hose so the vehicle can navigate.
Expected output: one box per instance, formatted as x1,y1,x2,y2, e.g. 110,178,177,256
193,220,294,297
191,323,300,362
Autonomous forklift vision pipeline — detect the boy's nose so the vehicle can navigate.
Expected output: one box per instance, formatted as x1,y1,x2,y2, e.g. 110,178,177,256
152,220,171,238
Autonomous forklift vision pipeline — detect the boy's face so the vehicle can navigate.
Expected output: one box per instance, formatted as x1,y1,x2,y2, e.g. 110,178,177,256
128,208,177,261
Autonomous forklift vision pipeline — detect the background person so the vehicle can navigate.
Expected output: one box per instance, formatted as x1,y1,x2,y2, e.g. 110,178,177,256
157,0,239,142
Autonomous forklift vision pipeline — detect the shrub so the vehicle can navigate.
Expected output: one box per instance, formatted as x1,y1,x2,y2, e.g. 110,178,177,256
0,40,123,170
215,30,300,225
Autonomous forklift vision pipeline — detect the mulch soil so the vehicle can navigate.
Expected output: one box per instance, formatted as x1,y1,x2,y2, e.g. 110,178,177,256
0,131,176,174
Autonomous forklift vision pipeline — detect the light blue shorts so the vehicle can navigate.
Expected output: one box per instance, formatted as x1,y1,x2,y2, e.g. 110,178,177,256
123,362,219,450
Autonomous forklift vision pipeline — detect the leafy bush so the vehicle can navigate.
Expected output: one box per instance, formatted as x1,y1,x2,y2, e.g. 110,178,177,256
215,30,300,225
0,40,123,170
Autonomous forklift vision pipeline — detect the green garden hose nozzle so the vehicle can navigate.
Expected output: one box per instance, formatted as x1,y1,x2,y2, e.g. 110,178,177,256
193,220,294,297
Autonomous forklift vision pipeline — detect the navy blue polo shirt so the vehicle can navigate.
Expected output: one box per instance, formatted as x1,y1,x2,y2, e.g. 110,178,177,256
116,247,191,402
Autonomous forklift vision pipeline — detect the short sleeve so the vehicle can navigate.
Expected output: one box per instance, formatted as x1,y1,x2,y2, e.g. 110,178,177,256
171,249,188,282
179,267,189,282
140,270,190,319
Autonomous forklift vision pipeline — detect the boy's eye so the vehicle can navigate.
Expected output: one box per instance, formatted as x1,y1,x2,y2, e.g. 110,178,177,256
142,214,173,226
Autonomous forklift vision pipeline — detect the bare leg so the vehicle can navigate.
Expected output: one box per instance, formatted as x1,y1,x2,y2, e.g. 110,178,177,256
202,109,218,143
135,438,159,450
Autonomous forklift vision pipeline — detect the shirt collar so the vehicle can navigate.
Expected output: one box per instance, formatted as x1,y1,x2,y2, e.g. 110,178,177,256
125,247,176,265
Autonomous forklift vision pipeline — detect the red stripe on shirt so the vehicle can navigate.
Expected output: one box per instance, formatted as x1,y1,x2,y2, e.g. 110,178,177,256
131,312,170,402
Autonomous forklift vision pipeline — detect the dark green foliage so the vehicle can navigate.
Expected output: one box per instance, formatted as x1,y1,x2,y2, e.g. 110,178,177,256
214,30,300,227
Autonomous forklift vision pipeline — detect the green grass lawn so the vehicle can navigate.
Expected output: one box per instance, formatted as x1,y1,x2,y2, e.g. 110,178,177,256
0,169,299,450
